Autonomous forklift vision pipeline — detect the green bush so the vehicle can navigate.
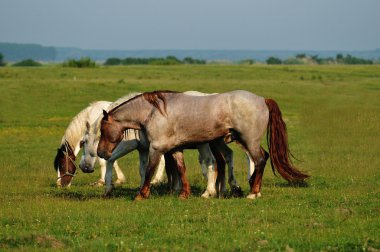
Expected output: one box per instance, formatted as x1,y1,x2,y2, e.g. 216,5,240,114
183,57,206,64
122,57,150,65
0,52,5,66
266,57,282,65
283,58,304,65
104,57,122,66
239,59,255,65
12,59,42,67
149,56,181,65
336,54,373,65
62,57,96,68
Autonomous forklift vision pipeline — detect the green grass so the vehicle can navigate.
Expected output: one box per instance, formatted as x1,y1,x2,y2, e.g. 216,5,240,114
0,65,379,251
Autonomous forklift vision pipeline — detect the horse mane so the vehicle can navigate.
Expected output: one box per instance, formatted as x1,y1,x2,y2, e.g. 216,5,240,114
61,104,94,149
109,90,179,116
60,101,111,151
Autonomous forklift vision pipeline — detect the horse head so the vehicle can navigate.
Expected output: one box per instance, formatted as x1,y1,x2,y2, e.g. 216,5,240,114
97,110,124,160
79,121,97,173
54,141,77,187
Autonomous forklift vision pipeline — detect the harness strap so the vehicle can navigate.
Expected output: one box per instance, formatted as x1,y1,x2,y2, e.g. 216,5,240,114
57,140,78,180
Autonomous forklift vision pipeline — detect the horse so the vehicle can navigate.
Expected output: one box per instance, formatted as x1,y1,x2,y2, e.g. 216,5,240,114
80,92,244,198
97,90,309,200
53,101,127,187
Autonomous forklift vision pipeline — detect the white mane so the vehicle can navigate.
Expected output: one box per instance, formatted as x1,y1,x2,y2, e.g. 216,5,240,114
61,101,111,152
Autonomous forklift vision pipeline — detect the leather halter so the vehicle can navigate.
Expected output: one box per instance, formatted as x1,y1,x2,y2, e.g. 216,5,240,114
57,141,77,180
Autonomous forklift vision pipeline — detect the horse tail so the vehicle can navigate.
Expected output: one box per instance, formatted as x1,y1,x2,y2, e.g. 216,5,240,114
264,98,309,183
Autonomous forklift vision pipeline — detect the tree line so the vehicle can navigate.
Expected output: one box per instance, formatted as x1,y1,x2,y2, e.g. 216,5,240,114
266,54,374,65
104,56,206,66
0,52,378,67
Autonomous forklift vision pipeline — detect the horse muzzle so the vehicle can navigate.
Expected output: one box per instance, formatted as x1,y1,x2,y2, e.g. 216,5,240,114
79,163,95,173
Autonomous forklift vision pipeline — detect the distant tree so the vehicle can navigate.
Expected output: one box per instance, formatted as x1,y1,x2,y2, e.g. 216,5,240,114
104,57,122,66
296,53,306,59
239,59,255,65
0,52,5,66
283,57,304,65
266,57,282,65
122,57,150,65
12,59,42,67
0,53,6,67
150,56,181,65
183,57,206,64
62,57,96,68
342,54,372,65
336,54,344,63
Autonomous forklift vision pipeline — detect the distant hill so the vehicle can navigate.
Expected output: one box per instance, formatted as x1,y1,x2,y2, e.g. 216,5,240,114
1,42,380,62
0,42,56,61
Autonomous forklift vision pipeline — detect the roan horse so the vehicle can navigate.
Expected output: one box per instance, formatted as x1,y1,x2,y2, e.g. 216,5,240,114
81,92,243,198
97,90,309,200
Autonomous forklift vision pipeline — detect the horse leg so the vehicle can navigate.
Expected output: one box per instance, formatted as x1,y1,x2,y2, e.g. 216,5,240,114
103,159,114,197
164,153,173,192
211,144,227,198
212,140,243,197
135,148,162,200
92,157,106,186
151,155,166,184
246,152,255,181
197,144,217,198
172,150,191,199
138,150,149,188
246,147,269,199
102,140,138,188
113,160,126,185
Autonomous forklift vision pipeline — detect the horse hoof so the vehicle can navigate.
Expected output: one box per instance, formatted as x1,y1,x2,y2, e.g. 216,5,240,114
103,188,113,198
179,192,190,200
90,180,105,187
246,192,262,200
103,191,112,198
134,193,145,201
114,179,126,186
151,179,163,185
201,191,210,199
135,190,150,201
231,186,244,198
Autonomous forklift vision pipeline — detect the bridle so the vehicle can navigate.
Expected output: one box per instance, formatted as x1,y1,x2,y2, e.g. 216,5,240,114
57,141,77,180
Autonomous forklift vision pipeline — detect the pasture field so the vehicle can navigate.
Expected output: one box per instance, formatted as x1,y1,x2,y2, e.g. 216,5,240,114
0,65,379,251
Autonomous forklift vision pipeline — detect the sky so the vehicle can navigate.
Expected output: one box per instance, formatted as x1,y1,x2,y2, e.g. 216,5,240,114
1,0,379,51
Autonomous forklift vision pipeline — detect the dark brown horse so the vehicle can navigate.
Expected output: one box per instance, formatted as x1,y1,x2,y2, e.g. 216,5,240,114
97,90,309,200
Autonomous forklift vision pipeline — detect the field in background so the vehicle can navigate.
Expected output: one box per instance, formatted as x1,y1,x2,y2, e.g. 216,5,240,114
0,65,379,251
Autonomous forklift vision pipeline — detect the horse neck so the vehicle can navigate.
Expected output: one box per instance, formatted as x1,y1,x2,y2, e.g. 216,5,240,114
112,97,153,129
61,110,89,156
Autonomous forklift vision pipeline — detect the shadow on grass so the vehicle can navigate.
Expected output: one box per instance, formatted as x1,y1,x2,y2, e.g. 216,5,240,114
270,180,310,188
49,182,211,201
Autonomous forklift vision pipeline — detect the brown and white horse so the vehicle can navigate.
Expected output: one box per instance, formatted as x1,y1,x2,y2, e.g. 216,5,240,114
97,90,309,200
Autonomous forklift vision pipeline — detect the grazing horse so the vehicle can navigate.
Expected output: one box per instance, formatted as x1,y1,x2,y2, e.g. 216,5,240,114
53,101,126,187
81,92,243,197
97,90,309,200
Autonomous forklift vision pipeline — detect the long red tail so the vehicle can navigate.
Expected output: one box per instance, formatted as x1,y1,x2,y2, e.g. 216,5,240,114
265,98,309,183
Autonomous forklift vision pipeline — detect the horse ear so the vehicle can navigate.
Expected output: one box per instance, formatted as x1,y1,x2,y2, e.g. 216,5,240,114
102,110,108,121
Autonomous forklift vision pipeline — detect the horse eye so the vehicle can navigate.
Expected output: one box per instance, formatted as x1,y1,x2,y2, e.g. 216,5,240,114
80,140,85,148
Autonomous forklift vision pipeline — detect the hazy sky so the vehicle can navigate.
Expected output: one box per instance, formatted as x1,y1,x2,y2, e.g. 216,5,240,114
1,0,379,50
